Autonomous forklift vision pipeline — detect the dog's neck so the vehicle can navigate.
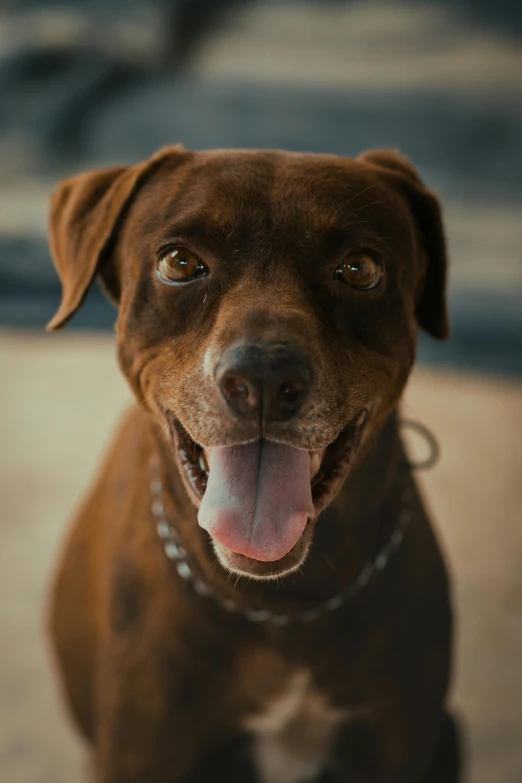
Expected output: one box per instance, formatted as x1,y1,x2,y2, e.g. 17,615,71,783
155,411,410,615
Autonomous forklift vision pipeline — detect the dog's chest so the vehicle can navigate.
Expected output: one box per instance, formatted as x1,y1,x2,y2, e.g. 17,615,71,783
243,670,346,783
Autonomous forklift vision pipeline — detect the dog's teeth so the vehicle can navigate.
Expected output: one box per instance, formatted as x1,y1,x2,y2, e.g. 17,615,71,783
198,455,208,473
309,451,322,478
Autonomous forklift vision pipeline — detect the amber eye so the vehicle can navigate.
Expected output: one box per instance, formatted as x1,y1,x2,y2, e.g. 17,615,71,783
336,253,382,290
157,247,209,284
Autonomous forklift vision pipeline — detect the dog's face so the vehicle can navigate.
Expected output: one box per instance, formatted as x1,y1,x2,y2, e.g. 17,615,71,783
48,146,448,580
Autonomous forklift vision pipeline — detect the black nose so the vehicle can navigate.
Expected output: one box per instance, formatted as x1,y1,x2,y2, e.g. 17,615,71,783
215,343,313,422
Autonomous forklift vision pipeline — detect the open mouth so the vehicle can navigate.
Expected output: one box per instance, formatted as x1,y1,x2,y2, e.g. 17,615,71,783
166,409,369,578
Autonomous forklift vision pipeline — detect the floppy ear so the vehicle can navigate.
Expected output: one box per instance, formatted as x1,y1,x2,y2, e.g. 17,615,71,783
357,149,450,340
47,145,188,331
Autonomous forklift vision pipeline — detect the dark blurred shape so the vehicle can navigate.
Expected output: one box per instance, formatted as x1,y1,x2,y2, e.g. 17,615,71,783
163,0,248,66
0,46,148,157
168,0,522,47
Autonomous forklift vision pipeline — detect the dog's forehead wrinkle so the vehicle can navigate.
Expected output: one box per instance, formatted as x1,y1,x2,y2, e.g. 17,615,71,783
134,166,274,251
133,157,410,270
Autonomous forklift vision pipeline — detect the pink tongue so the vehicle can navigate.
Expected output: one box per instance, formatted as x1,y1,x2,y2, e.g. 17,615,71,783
198,441,314,562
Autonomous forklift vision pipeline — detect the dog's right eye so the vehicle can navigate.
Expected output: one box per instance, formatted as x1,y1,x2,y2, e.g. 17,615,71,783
157,247,209,285
335,252,382,290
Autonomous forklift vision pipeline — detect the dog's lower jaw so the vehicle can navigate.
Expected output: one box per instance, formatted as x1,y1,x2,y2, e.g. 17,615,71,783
211,524,314,581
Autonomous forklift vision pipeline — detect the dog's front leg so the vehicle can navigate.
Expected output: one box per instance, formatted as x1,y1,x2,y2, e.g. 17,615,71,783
96,728,256,783
92,638,259,783
95,703,203,783
328,718,383,783
330,707,460,783
92,645,220,783
96,725,257,783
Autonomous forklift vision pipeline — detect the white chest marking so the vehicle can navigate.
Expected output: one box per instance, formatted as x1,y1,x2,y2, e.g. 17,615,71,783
244,670,347,783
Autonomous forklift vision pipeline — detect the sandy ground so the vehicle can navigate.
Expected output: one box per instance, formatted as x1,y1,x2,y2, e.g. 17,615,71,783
1,332,521,783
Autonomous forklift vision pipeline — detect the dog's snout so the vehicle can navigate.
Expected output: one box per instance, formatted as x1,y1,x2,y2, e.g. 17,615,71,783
215,343,313,422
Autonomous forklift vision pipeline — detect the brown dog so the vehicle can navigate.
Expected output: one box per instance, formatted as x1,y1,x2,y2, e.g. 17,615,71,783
47,146,459,783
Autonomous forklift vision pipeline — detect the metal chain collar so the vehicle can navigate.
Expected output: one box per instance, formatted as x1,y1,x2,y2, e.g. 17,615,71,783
149,454,414,625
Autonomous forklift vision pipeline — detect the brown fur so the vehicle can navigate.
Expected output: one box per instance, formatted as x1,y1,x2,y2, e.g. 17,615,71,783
47,146,458,782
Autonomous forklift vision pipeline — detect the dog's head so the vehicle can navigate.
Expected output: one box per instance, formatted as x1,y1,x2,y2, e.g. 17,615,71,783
48,146,449,580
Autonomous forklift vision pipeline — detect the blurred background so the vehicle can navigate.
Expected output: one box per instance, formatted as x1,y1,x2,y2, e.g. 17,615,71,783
1,0,521,781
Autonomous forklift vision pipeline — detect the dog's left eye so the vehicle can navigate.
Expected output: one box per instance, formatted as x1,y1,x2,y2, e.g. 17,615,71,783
335,253,382,290
157,247,209,284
